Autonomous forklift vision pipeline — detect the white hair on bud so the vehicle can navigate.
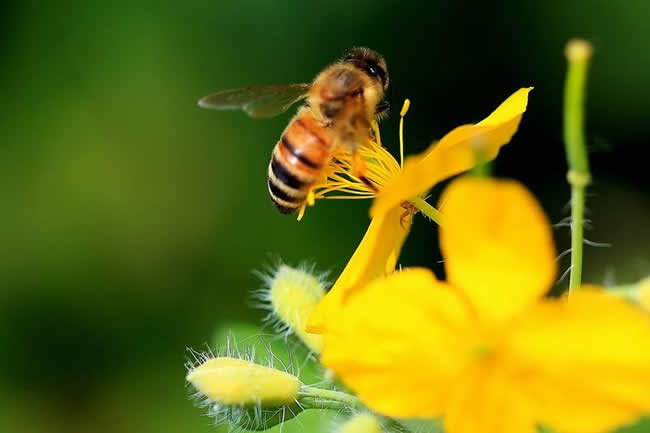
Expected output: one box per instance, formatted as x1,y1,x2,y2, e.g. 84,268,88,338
185,335,303,431
251,260,329,354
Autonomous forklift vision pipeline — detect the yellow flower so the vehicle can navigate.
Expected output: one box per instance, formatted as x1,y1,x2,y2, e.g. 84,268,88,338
302,87,532,220
320,177,650,433
307,88,532,333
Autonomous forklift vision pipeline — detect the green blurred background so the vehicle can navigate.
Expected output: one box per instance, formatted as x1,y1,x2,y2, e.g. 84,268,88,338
1,1,649,432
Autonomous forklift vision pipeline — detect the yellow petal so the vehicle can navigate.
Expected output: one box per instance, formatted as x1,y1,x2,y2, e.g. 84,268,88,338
509,290,650,433
444,362,537,433
439,177,556,322
476,87,533,127
306,205,410,333
320,268,474,417
370,88,531,218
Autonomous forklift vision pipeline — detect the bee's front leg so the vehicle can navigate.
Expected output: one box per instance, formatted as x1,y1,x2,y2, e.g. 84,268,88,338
374,100,390,116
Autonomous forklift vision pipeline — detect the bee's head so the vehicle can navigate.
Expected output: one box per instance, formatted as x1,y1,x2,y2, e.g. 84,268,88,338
342,47,389,91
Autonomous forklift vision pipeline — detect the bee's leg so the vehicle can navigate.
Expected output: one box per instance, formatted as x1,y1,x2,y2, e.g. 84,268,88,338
343,111,378,192
374,100,390,117
352,151,378,193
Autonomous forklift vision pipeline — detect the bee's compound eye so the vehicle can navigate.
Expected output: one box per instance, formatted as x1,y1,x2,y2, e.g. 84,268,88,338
362,61,387,88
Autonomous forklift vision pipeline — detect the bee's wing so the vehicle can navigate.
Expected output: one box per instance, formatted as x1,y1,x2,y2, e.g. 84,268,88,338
198,83,311,119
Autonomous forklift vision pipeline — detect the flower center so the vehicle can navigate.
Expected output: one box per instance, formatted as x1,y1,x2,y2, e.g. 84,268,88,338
297,100,411,221
470,343,495,360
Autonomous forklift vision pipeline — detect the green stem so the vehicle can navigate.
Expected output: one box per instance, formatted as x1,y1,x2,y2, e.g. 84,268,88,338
568,185,585,293
471,160,492,178
298,397,347,411
299,386,363,411
471,146,493,178
563,40,593,295
409,196,443,227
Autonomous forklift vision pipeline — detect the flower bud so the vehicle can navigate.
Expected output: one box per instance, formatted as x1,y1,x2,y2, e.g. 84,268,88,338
638,277,650,312
339,413,383,433
606,277,650,311
266,264,325,353
565,39,593,62
187,355,304,430
187,356,301,407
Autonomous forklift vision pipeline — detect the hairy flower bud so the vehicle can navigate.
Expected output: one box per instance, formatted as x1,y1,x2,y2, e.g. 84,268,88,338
637,277,650,312
187,356,301,407
339,413,384,433
186,353,305,431
260,264,325,353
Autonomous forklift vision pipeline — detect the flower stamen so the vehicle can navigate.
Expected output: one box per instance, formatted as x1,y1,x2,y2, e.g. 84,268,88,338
297,102,406,221
399,99,410,167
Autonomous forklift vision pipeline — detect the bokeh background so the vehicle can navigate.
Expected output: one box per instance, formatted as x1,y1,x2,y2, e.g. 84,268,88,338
1,1,649,432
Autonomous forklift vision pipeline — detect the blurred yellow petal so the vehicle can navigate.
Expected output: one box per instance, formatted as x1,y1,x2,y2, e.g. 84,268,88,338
439,177,556,322
321,268,474,417
476,87,533,127
370,88,531,218
444,363,536,433
306,205,410,333
509,290,650,433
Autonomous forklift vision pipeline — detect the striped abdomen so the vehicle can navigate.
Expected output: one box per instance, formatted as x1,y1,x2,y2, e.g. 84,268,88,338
268,110,332,214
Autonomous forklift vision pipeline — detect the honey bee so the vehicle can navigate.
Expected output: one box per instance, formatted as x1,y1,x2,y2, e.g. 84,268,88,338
198,47,390,214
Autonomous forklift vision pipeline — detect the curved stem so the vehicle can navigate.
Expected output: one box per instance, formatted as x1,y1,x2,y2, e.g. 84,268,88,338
298,398,348,411
299,386,363,411
409,196,443,227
